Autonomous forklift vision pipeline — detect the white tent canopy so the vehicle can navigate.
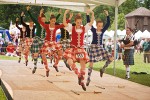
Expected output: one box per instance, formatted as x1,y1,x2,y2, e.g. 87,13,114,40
141,30,150,38
134,30,142,39
0,0,126,12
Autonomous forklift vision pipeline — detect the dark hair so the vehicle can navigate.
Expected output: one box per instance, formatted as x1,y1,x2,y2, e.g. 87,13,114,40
50,14,56,20
127,27,133,32
41,13,45,17
75,14,82,21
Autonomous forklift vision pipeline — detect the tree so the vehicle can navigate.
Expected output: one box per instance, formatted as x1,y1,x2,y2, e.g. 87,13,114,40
139,0,150,9
110,13,125,30
0,4,48,29
119,0,139,15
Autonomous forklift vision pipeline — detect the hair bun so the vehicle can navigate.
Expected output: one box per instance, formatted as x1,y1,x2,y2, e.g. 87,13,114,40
50,14,56,20
41,13,45,17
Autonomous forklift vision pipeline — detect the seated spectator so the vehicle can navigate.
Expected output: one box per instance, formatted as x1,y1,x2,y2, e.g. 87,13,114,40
6,42,16,56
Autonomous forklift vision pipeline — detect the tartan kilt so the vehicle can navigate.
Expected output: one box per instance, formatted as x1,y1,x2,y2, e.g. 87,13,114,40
24,38,33,47
123,49,134,65
64,47,89,63
89,44,112,62
41,41,62,55
60,39,71,51
30,36,44,53
18,39,25,52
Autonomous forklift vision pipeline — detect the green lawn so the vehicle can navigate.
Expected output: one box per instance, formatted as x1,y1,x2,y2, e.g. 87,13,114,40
0,87,6,100
0,55,18,60
91,53,150,87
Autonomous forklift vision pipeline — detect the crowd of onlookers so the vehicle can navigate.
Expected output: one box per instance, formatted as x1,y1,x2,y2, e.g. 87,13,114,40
0,33,19,56
103,38,150,63
1,33,150,63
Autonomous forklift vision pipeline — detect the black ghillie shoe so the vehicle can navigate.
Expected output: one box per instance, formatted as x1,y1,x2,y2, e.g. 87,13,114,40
86,77,91,86
32,67,37,74
41,60,43,64
53,65,59,72
125,75,130,79
25,60,28,66
18,58,21,63
100,69,104,77
80,82,86,91
46,70,49,77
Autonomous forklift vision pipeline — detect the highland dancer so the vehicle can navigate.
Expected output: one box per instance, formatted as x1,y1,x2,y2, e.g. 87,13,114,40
26,6,46,75
21,12,35,66
55,13,73,71
63,9,94,91
38,9,66,73
15,18,26,63
86,10,113,86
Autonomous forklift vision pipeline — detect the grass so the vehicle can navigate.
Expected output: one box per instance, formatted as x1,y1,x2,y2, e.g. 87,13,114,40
0,86,6,100
92,53,150,87
0,55,33,61
0,55,18,60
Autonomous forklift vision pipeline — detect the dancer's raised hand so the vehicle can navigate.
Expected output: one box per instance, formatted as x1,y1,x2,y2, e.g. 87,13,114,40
40,8,44,15
21,12,24,17
69,13,73,20
16,18,19,21
104,10,109,16
26,6,30,11
58,9,62,14
64,9,70,14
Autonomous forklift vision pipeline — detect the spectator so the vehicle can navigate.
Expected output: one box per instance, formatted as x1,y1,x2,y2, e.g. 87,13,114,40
106,38,112,53
5,42,15,56
142,38,150,63
139,38,145,54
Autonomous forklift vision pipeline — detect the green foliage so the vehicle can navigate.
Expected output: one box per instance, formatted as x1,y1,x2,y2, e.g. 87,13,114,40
0,4,48,28
119,0,139,15
139,0,150,9
0,0,149,30
110,13,125,31
93,5,115,26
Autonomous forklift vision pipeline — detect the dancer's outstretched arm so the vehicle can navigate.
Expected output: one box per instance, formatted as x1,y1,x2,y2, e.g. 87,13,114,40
56,9,61,20
63,10,70,27
38,9,47,29
26,6,38,25
16,18,21,30
102,10,110,31
88,9,94,26
86,9,90,23
20,12,28,27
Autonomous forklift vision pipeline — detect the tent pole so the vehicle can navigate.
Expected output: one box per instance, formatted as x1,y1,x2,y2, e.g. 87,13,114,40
113,0,118,76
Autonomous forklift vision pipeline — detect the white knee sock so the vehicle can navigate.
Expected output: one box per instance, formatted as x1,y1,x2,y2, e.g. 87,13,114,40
126,67,130,78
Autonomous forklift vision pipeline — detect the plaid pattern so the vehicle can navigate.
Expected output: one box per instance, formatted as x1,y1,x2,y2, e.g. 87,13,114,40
89,44,112,62
18,39,25,52
41,41,62,55
64,47,89,63
123,49,134,65
30,36,44,53
24,38,33,47
60,39,71,51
